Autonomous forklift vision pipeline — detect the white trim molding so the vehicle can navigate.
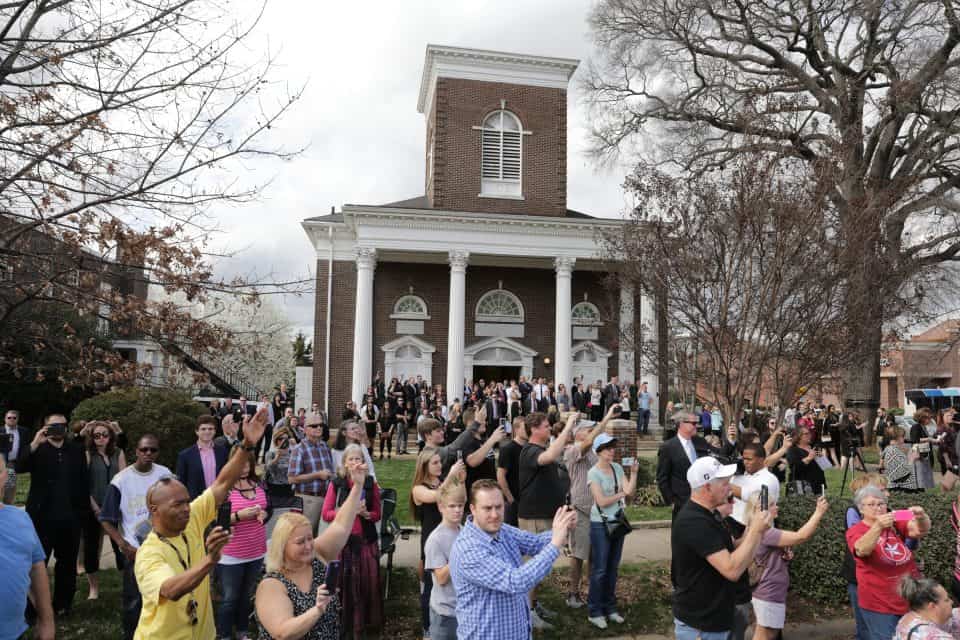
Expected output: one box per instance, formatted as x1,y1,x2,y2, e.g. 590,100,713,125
417,44,580,116
463,336,539,381
382,335,436,385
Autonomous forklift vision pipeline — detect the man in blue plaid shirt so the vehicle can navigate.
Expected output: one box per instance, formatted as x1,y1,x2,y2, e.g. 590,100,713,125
449,479,577,639
287,418,335,534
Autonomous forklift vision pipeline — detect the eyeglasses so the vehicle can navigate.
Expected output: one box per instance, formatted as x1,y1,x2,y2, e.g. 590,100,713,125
4,416,15,420
861,501,887,508
93,432,110,439
138,447,159,453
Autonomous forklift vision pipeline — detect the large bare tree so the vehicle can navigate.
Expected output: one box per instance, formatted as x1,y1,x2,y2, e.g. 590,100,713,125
587,0,960,422
607,156,853,427
0,0,303,388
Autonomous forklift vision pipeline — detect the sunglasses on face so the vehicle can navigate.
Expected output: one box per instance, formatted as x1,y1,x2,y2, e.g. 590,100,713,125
93,432,110,439
138,446,159,453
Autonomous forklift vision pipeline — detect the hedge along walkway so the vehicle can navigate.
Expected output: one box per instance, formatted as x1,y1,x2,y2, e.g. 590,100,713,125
601,619,856,640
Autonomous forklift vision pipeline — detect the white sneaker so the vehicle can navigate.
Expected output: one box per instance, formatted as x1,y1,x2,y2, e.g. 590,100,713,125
607,612,625,624
530,609,555,630
588,616,608,629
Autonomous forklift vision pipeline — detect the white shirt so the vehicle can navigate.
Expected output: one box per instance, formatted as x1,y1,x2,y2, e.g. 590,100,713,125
4,426,20,462
678,434,696,463
731,468,780,525
110,463,173,548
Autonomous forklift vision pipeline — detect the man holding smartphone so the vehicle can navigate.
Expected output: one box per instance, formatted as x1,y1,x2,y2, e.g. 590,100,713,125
18,413,89,617
133,408,269,640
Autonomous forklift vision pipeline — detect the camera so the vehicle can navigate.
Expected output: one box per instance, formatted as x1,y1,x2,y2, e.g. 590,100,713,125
232,408,243,423
46,423,67,438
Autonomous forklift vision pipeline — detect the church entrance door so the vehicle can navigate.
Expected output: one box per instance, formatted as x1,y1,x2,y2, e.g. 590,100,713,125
473,365,520,385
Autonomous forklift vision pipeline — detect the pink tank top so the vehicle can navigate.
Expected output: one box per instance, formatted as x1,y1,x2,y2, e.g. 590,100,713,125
222,485,268,560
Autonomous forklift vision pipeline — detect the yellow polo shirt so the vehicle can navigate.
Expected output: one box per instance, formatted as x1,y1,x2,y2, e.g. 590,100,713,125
134,488,216,640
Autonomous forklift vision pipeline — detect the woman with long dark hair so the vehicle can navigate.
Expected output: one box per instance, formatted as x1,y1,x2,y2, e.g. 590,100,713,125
83,420,126,599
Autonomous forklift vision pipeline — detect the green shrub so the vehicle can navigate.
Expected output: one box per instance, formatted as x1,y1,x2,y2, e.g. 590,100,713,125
631,485,665,507
72,388,208,470
777,491,957,605
634,457,657,487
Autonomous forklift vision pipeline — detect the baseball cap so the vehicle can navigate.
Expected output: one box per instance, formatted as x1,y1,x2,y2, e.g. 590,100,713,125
592,433,618,453
573,419,596,435
687,457,738,489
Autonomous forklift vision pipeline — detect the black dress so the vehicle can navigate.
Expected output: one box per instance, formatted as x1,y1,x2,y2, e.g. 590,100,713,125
257,558,340,640
786,446,826,495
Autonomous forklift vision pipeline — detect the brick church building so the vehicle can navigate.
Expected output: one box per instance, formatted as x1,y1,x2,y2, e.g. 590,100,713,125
303,45,659,424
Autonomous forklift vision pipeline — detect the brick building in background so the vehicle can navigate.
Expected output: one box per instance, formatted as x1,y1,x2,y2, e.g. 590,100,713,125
303,45,662,426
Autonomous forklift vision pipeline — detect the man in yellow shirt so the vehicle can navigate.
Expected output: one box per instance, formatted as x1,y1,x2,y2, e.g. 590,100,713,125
132,408,267,640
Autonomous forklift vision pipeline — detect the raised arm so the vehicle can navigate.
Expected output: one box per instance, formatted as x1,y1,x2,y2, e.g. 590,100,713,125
210,408,269,505
578,406,616,454
466,428,505,468
314,465,367,563
775,496,829,546
705,506,772,581
537,413,576,465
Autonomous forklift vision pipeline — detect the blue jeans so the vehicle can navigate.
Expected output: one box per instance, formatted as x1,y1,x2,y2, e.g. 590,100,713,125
860,607,899,640
429,609,458,640
215,559,263,636
588,521,625,617
674,618,731,640
847,583,868,640
637,409,651,434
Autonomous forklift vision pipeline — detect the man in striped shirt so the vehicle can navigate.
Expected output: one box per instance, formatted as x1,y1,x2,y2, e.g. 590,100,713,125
287,418,335,534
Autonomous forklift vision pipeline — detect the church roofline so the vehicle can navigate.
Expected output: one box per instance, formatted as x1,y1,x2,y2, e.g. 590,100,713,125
417,44,580,115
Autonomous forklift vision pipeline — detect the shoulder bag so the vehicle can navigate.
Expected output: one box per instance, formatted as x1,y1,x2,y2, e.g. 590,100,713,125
600,466,633,538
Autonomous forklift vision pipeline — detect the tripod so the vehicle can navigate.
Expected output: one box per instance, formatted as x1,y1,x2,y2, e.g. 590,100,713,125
838,441,868,499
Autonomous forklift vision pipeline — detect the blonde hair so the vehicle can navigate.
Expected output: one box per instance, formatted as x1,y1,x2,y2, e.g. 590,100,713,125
850,472,888,494
439,481,466,505
265,512,312,573
337,443,365,478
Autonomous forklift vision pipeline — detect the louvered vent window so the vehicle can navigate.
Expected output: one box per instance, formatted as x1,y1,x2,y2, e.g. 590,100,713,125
480,110,522,198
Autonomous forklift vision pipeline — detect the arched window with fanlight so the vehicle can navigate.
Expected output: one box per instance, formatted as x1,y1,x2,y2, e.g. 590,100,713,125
571,301,602,340
480,110,523,198
475,289,525,338
390,294,430,335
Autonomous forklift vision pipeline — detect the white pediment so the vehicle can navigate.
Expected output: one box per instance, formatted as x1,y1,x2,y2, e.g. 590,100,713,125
381,335,437,354
464,336,538,358
572,340,612,358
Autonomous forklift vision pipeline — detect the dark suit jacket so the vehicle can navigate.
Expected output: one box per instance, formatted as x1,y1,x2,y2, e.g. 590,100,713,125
175,443,229,499
572,389,588,413
484,398,506,429
4,426,31,467
655,435,720,507
18,439,89,522
602,383,620,412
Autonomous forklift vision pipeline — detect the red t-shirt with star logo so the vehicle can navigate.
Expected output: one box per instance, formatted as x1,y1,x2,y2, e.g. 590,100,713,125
846,519,919,614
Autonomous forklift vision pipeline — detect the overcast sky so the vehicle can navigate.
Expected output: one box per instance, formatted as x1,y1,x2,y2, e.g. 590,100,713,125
204,1,634,338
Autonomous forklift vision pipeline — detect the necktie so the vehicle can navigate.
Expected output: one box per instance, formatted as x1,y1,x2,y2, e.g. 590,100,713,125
685,439,696,463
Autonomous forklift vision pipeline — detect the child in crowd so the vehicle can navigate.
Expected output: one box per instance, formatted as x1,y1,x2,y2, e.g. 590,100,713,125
424,481,466,640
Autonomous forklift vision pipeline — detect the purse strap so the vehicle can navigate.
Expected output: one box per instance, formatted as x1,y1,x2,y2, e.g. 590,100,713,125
598,465,623,525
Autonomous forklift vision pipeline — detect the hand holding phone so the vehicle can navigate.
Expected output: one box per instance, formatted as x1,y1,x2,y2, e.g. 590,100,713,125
760,485,769,511
622,457,636,468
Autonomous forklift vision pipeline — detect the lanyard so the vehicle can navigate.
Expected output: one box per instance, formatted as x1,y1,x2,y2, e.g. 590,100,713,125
157,533,191,571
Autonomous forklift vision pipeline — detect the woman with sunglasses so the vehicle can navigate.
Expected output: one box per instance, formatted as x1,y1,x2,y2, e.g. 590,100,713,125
265,428,296,499
83,420,127,599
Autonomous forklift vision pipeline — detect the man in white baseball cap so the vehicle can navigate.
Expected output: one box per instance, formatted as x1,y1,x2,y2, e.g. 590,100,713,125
671,456,771,640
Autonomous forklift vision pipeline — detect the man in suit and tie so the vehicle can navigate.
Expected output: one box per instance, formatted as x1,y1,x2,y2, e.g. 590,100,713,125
2,409,31,504
602,376,621,414
175,415,229,500
236,395,256,417
656,411,722,519
484,392,506,431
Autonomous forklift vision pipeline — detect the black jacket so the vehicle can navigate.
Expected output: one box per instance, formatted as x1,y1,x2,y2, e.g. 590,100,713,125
175,443,229,500
4,425,31,467
18,439,89,522
655,435,720,507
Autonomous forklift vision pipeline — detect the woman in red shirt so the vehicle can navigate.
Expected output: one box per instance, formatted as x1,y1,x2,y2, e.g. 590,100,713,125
846,485,931,640
322,443,381,638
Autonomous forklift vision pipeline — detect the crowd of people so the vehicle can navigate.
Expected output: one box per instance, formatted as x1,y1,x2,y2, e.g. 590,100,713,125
5,378,960,640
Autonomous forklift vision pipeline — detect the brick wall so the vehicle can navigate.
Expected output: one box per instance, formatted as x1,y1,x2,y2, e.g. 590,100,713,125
429,78,567,216
312,259,356,421
316,259,621,426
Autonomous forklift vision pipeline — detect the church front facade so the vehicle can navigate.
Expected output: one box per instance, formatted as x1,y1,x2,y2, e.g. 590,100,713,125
303,45,659,423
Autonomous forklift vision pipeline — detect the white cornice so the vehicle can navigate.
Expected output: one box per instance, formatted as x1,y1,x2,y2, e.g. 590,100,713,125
417,44,580,115
301,205,628,265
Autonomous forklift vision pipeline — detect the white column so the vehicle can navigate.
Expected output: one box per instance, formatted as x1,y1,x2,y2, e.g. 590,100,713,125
639,290,660,427
446,250,469,405
554,257,575,391
618,285,635,383
350,248,377,405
